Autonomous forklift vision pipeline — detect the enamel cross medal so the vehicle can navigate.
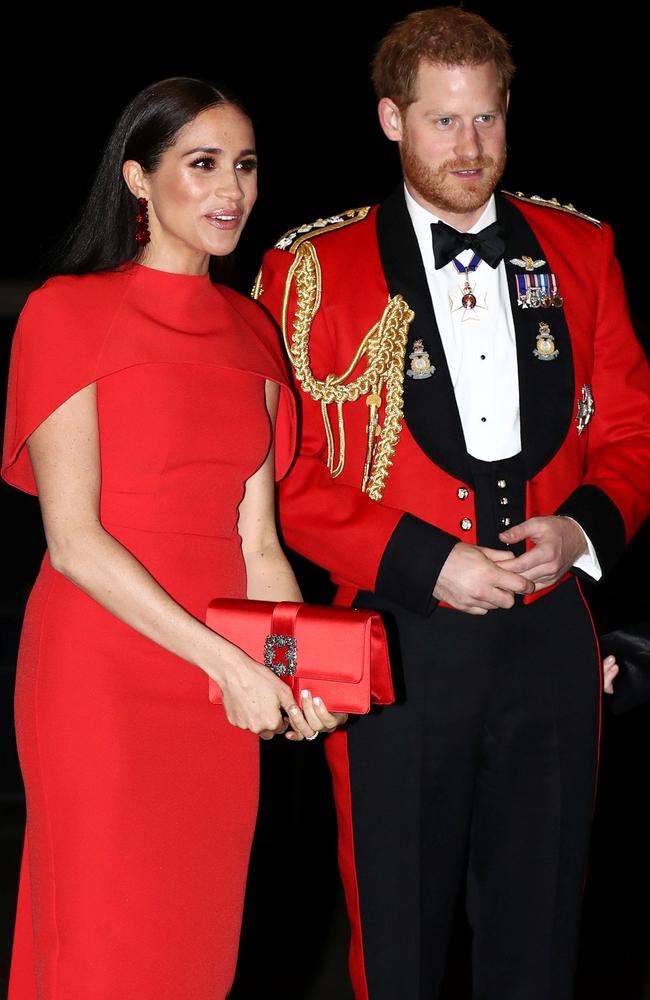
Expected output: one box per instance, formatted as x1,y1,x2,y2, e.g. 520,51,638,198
449,253,487,322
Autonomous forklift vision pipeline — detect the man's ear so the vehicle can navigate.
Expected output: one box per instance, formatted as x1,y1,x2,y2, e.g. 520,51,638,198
377,97,404,142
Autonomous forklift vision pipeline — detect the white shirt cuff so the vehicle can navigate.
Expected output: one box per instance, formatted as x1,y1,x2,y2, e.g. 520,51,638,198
565,517,603,581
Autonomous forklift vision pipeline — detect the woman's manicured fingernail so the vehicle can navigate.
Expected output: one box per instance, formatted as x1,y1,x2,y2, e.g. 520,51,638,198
301,689,311,699
313,696,322,706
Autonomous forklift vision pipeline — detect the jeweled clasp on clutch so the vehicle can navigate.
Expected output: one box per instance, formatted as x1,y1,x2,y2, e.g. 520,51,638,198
264,634,297,676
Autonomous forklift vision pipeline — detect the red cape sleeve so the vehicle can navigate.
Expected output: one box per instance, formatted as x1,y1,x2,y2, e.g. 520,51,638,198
217,286,297,482
2,275,124,494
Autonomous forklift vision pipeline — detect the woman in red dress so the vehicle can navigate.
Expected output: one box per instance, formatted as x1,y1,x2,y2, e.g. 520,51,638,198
2,77,345,1000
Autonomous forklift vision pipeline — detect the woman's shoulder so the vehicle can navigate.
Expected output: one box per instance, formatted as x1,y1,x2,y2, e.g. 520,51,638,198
218,283,270,322
16,270,128,347
23,269,126,314
217,284,291,384
218,284,283,347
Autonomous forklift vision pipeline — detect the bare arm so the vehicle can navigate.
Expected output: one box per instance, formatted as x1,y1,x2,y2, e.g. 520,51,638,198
238,382,303,604
27,381,308,737
238,382,347,738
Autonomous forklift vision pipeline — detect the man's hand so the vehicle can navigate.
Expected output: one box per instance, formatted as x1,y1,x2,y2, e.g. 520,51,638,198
433,542,535,615
499,516,587,591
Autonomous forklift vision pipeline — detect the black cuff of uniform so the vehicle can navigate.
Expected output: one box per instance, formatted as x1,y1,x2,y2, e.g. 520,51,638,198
374,513,458,616
555,484,625,581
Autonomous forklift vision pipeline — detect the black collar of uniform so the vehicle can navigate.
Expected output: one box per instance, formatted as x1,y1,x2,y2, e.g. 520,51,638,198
375,187,575,482
497,193,575,478
376,186,471,484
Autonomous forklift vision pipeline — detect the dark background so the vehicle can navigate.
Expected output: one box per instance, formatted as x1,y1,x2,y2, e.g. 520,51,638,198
1,5,648,997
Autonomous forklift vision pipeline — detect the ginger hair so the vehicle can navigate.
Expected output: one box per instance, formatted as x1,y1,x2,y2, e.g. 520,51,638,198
371,7,515,108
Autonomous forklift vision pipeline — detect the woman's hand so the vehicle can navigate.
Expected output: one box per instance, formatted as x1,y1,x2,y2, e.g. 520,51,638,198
284,689,348,742
214,652,319,741
603,654,619,695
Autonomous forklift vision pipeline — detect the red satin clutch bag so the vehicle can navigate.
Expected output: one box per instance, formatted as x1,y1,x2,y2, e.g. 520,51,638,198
206,599,394,714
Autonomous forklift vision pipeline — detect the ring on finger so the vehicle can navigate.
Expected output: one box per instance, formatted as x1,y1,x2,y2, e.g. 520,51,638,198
305,731,319,741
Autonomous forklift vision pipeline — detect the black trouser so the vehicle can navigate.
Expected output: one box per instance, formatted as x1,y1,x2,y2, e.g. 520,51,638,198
339,579,599,1000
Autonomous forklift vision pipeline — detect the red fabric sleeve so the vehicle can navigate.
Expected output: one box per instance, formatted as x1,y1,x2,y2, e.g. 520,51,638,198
2,274,298,495
2,276,125,495
216,287,297,482
569,224,650,542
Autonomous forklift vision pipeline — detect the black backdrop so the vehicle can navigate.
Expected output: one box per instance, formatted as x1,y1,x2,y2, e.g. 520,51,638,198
1,5,648,998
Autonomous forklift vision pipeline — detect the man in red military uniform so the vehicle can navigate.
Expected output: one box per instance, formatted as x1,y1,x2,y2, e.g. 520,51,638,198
257,8,650,999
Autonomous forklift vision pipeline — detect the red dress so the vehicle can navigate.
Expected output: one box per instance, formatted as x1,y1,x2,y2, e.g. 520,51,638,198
2,263,296,1000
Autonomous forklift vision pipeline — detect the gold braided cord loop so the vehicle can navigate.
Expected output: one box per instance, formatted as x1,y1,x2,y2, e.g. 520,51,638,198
365,298,412,501
320,400,346,478
251,267,264,300
281,240,413,500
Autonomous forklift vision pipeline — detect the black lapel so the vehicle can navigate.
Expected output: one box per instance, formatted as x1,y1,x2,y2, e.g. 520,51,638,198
497,194,575,479
376,187,471,484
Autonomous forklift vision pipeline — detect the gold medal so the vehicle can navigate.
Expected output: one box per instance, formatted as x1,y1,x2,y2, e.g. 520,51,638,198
407,339,435,379
533,322,559,361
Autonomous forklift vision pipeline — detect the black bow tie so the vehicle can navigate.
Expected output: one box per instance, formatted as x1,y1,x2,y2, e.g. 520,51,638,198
431,219,506,270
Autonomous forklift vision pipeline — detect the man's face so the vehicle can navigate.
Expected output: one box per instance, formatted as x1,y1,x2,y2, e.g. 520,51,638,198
380,60,508,222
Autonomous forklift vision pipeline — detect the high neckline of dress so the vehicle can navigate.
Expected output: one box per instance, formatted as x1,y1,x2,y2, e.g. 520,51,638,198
122,261,214,284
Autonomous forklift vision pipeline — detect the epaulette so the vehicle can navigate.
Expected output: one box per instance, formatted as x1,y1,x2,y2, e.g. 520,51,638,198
274,206,371,253
503,190,601,228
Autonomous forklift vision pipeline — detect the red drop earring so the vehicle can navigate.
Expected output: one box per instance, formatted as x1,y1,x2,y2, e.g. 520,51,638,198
135,197,151,246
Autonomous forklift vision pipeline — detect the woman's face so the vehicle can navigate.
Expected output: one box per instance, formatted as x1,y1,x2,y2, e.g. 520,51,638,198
126,103,257,273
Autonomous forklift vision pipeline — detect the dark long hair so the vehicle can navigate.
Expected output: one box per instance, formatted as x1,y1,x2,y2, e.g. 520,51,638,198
51,77,248,276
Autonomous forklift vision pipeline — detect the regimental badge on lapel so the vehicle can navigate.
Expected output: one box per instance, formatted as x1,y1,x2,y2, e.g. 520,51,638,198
510,255,546,271
533,322,559,361
407,339,435,379
576,384,595,434
515,271,564,309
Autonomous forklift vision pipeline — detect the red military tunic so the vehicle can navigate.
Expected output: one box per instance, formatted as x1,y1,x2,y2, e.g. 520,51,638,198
258,188,650,1000
258,191,649,614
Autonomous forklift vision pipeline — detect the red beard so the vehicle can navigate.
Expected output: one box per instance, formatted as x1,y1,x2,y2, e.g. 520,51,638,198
401,137,507,217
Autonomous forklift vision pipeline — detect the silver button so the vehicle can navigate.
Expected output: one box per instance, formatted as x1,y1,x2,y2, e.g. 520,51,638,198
499,496,509,506
457,487,469,500
500,516,511,528
460,517,472,531
497,479,507,489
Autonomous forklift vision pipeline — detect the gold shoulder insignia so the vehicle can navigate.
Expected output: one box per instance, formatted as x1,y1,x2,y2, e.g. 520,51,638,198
279,238,412,503
274,206,371,253
503,190,601,228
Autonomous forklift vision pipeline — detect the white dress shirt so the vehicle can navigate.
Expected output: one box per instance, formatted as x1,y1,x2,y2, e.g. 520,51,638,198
404,185,601,580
